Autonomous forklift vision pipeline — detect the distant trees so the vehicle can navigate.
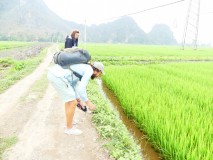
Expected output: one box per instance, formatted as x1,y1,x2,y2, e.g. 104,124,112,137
0,32,64,42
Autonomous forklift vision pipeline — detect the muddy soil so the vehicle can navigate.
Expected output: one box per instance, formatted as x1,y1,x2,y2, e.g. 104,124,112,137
0,45,112,160
0,43,51,60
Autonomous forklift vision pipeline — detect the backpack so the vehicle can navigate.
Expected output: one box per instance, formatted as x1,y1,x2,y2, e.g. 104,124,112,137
53,48,91,80
53,48,91,68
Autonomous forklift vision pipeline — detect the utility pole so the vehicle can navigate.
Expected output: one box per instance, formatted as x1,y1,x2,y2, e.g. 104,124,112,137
182,0,201,50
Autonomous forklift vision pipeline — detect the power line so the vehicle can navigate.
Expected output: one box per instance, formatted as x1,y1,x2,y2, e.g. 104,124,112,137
201,11,213,14
98,0,186,22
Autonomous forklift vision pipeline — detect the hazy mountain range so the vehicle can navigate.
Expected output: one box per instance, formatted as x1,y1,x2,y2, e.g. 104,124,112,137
0,0,177,45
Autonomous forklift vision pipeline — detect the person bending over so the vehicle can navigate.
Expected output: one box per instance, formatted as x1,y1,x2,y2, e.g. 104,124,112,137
47,61,104,135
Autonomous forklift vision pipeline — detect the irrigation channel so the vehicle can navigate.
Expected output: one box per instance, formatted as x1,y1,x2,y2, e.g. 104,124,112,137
97,80,162,160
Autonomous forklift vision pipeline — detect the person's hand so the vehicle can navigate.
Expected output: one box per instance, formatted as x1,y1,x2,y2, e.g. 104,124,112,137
86,100,96,110
76,98,81,103
89,104,96,111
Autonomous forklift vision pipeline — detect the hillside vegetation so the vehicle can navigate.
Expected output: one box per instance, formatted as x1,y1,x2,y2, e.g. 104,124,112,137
0,0,176,44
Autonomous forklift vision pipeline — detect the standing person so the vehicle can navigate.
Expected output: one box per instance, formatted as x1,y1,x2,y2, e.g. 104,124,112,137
65,30,79,48
47,62,104,135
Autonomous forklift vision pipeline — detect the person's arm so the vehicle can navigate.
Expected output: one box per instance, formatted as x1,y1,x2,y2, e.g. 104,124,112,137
64,36,68,48
76,39,78,47
77,67,92,103
75,66,96,110
65,37,73,48
85,100,96,110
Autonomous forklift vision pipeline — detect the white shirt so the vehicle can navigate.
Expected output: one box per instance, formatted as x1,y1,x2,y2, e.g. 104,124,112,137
48,64,93,102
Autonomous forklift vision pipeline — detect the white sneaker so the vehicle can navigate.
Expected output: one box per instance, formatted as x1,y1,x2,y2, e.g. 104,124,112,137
64,128,82,135
73,119,79,125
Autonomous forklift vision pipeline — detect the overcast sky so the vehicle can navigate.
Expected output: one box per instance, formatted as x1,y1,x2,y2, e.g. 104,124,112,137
43,0,213,45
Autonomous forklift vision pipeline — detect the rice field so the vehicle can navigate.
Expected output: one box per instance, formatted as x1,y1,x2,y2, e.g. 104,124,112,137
102,63,213,159
85,43,213,61
86,44,213,160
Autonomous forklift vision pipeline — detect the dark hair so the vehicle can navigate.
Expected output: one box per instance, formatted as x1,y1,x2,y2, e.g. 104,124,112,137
71,30,79,39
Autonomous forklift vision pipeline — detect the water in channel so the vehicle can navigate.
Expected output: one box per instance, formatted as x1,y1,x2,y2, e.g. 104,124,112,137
97,80,162,160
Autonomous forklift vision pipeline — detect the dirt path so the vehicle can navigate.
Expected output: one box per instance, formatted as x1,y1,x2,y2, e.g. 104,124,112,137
0,45,111,160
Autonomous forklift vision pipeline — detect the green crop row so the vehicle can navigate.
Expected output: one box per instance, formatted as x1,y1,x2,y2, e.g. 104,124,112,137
102,62,213,160
85,43,213,61
55,43,213,62
0,41,35,51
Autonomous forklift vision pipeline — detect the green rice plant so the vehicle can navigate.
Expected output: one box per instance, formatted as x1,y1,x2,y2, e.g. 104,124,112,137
102,62,213,160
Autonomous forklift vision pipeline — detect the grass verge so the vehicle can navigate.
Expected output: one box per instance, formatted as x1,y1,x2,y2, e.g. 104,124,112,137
0,137,17,160
0,48,48,94
88,80,143,160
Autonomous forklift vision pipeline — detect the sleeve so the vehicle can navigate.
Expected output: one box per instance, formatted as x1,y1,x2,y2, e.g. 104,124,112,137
65,36,69,48
65,38,73,48
76,39,78,46
77,67,93,102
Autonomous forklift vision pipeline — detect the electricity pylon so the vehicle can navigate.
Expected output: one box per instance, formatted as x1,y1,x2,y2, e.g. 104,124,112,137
182,0,201,50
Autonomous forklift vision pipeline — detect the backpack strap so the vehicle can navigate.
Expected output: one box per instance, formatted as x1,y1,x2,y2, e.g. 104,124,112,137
69,68,83,81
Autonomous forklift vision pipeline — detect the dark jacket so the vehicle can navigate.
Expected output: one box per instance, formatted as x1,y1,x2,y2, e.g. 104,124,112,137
65,35,78,48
